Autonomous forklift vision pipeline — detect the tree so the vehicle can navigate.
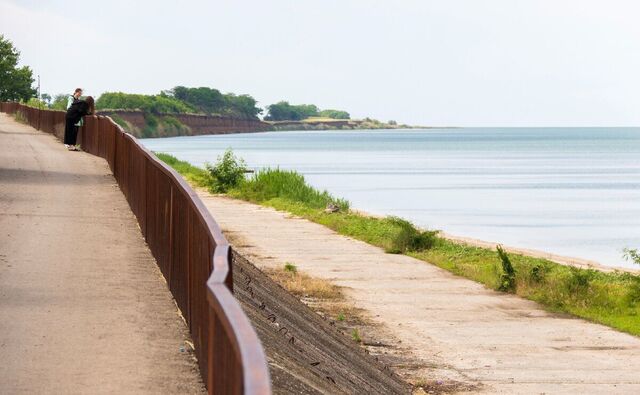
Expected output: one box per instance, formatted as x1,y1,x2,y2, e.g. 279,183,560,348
319,109,350,119
223,93,262,119
166,86,262,119
95,92,194,113
265,101,320,121
0,35,36,102
51,93,69,110
623,248,640,265
171,86,225,114
41,93,52,106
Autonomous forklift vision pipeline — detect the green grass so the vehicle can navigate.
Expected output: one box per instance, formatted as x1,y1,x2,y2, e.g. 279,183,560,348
154,152,212,188
351,328,362,343
157,152,640,336
229,168,350,211
284,262,298,274
412,239,640,334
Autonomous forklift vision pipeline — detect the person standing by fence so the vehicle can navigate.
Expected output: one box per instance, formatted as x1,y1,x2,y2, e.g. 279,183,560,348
64,96,94,151
66,88,83,109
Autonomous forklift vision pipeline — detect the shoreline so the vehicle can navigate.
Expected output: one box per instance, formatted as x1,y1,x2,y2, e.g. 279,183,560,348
439,231,639,274
348,208,638,274
154,152,640,337
196,191,640,392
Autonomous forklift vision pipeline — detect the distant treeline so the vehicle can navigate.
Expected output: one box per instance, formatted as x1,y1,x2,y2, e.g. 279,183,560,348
96,87,262,120
94,88,352,122
38,86,372,124
264,101,350,121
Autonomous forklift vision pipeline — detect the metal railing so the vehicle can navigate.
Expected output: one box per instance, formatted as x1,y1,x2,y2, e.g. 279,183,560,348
0,102,271,394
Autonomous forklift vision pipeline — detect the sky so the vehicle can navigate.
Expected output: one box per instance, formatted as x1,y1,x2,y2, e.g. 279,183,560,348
1,0,639,126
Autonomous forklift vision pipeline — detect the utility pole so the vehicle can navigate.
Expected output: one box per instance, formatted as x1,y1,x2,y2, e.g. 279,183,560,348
37,74,41,129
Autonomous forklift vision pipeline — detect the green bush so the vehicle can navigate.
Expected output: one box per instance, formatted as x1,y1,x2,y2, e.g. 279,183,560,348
205,149,247,193
231,168,349,211
284,262,298,274
497,245,516,292
566,267,597,293
319,109,350,119
529,262,549,283
385,217,437,254
628,277,640,305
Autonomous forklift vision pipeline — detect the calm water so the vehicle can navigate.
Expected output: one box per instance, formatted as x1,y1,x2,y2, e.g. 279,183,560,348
142,128,640,269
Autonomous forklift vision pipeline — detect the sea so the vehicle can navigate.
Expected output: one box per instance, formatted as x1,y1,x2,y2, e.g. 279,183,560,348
141,127,640,269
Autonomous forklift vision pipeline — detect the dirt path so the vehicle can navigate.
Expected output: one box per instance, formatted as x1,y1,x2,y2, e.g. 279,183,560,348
198,194,640,394
0,114,204,393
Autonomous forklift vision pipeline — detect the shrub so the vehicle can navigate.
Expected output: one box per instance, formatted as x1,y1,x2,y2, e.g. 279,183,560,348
231,168,349,211
386,217,438,254
628,277,640,305
566,267,596,293
497,245,516,292
284,262,297,274
529,262,550,283
205,149,247,193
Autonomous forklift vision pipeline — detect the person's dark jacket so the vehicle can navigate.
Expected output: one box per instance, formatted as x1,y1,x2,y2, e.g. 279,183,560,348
65,100,92,124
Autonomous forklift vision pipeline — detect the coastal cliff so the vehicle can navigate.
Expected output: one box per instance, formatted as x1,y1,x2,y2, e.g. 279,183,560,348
98,110,273,138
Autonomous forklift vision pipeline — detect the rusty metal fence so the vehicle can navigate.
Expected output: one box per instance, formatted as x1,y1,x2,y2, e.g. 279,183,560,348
0,102,271,395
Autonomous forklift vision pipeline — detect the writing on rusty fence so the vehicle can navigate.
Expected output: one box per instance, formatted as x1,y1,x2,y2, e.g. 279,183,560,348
0,102,271,395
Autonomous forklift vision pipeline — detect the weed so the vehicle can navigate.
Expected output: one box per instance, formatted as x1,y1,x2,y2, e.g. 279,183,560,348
566,267,596,293
337,312,346,321
497,245,516,292
385,217,438,254
351,328,362,343
284,262,297,274
230,167,349,211
628,277,640,305
265,267,341,300
529,263,548,283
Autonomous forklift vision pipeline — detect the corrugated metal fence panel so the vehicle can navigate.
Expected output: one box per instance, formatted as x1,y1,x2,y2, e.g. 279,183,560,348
1,102,271,395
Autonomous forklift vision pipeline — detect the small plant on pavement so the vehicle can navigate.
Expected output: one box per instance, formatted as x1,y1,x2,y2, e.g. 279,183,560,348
351,328,362,343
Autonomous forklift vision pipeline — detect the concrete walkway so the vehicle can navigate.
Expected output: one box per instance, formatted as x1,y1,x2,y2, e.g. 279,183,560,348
0,114,204,393
199,194,640,394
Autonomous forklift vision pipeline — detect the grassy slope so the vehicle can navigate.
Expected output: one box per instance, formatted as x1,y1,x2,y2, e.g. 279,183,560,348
157,153,640,336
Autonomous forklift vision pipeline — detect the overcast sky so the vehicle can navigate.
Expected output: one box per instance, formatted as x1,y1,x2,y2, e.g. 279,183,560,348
2,0,639,126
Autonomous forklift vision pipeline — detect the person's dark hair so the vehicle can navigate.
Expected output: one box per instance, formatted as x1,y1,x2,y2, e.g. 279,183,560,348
74,88,83,94
85,96,95,114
